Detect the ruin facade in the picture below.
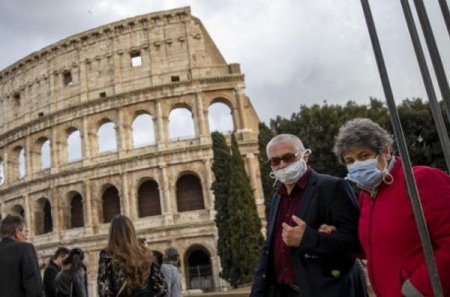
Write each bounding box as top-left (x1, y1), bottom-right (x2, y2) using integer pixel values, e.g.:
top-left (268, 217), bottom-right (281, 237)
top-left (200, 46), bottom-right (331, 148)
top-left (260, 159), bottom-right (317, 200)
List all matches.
top-left (0, 7), bottom-right (264, 295)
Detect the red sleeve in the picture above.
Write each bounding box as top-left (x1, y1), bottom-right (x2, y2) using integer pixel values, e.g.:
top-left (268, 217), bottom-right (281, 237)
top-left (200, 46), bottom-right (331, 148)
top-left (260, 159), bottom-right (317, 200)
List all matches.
top-left (409, 167), bottom-right (450, 296)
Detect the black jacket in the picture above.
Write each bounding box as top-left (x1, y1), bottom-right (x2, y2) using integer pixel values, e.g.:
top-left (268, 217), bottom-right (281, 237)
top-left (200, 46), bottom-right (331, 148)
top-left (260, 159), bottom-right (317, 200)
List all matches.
top-left (250, 170), bottom-right (367, 297)
top-left (0, 237), bottom-right (43, 297)
top-left (44, 261), bottom-right (61, 297)
top-left (54, 269), bottom-right (87, 297)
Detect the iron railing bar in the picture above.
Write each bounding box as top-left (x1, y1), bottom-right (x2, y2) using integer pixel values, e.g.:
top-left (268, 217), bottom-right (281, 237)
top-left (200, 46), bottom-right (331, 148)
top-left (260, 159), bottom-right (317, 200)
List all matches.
top-left (359, 0), bottom-right (444, 296)
top-left (412, 0), bottom-right (450, 124)
top-left (400, 0), bottom-right (450, 171)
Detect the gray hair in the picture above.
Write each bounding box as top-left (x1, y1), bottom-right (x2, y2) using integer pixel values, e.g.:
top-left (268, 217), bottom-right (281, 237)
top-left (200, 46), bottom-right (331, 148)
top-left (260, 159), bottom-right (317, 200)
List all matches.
top-left (266, 134), bottom-right (305, 158)
top-left (333, 118), bottom-right (393, 164)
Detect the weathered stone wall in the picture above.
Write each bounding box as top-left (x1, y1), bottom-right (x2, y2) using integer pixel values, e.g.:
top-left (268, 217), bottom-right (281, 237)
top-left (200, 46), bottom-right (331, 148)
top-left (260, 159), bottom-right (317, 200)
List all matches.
top-left (0, 7), bottom-right (264, 295)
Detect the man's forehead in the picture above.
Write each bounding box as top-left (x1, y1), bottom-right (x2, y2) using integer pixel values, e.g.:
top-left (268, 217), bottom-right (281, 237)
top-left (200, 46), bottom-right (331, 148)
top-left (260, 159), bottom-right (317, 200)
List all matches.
top-left (269, 141), bottom-right (297, 152)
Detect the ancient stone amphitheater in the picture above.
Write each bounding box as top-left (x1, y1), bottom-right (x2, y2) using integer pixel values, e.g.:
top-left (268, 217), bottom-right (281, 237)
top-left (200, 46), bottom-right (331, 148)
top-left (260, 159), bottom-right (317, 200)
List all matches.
top-left (0, 7), bottom-right (263, 295)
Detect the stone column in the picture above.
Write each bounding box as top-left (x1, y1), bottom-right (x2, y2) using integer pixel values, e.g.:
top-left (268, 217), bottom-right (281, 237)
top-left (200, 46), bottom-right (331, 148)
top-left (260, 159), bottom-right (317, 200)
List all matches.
top-left (117, 108), bottom-right (130, 156)
top-left (113, 51), bottom-right (124, 94)
top-left (235, 87), bottom-right (248, 130)
top-left (121, 173), bottom-right (131, 217)
top-left (78, 54), bottom-right (89, 102)
top-left (25, 137), bottom-right (32, 181)
top-left (202, 159), bottom-right (215, 220)
top-left (24, 194), bottom-right (33, 236)
top-left (160, 164), bottom-right (174, 225)
top-left (84, 180), bottom-right (94, 231)
top-left (82, 117), bottom-right (92, 167)
top-left (156, 101), bottom-right (167, 149)
top-left (50, 187), bottom-right (62, 239)
top-left (51, 127), bottom-right (61, 174)
top-left (194, 93), bottom-right (208, 143)
top-left (0, 202), bottom-right (5, 221)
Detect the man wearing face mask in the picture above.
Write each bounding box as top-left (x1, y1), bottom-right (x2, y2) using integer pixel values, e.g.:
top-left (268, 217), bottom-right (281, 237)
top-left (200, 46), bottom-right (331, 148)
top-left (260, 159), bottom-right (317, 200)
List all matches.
top-left (333, 118), bottom-right (450, 297)
top-left (250, 134), bottom-right (367, 297)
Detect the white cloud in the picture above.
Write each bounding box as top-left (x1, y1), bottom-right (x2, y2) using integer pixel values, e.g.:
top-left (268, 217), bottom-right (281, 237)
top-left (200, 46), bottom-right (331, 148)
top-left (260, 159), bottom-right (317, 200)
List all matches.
top-left (0, 0), bottom-right (448, 124)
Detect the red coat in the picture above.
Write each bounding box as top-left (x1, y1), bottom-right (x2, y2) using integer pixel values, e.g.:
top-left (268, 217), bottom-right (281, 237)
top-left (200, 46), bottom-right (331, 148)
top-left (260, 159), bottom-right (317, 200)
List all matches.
top-left (358, 157), bottom-right (450, 297)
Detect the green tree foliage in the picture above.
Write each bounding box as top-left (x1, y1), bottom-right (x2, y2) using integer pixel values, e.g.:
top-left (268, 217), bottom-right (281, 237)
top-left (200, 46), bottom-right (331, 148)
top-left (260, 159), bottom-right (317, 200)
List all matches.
top-left (227, 134), bottom-right (264, 287)
top-left (257, 122), bottom-right (276, 219)
top-left (210, 132), bottom-right (232, 282)
top-left (258, 98), bottom-right (449, 217)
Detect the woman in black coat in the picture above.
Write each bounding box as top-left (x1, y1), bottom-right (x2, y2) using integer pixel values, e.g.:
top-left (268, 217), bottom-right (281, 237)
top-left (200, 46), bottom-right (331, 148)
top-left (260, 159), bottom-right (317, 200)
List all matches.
top-left (55, 248), bottom-right (88, 297)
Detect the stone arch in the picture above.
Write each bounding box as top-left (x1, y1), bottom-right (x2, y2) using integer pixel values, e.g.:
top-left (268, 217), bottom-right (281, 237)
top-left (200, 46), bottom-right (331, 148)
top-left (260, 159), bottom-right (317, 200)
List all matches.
top-left (10, 204), bottom-right (25, 218)
top-left (97, 120), bottom-right (118, 153)
top-left (69, 191), bottom-right (84, 228)
top-left (132, 112), bottom-right (156, 148)
top-left (66, 127), bottom-right (82, 162)
top-left (169, 105), bottom-right (196, 141)
top-left (137, 178), bottom-right (161, 217)
top-left (184, 244), bottom-right (214, 291)
top-left (208, 99), bottom-right (234, 133)
top-left (101, 184), bottom-right (121, 223)
top-left (35, 197), bottom-right (53, 235)
top-left (176, 173), bottom-right (205, 212)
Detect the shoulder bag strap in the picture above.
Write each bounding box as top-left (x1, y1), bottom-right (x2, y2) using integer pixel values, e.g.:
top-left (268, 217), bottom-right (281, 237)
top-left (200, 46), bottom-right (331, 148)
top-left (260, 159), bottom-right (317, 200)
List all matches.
top-left (116, 280), bottom-right (128, 297)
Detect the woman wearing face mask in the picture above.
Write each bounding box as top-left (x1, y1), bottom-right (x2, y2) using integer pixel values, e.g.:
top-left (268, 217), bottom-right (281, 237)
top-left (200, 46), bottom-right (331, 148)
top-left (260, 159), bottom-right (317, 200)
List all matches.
top-left (333, 118), bottom-right (450, 297)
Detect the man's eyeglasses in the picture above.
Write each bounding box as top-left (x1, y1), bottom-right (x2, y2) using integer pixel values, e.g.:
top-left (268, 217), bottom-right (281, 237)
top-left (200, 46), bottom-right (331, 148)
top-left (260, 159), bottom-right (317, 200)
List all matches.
top-left (267, 152), bottom-right (300, 166)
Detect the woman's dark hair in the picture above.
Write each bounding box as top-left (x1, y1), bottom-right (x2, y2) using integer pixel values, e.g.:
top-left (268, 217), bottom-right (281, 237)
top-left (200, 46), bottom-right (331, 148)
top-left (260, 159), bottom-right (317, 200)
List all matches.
top-left (63, 248), bottom-right (86, 281)
top-left (49, 246), bottom-right (69, 264)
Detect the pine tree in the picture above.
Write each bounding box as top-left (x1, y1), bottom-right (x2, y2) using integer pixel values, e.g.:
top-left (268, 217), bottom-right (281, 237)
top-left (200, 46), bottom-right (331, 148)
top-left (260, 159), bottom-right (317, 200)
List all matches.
top-left (210, 131), bottom-right (233, 282)
top-left (257, 122), bottom-right (276, 220)
top-left (227, 134), bottom-right (264, 287)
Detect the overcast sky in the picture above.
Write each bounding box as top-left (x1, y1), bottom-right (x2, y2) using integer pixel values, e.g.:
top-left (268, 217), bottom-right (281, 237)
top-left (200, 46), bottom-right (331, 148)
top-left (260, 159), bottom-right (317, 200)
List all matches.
top-left (0, 0), bottom-right (449, 124)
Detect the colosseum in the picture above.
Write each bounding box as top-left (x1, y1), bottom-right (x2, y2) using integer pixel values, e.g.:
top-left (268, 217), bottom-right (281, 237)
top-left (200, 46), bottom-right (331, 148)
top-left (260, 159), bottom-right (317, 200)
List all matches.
top-left (0, 7), bottom-right (264, 295)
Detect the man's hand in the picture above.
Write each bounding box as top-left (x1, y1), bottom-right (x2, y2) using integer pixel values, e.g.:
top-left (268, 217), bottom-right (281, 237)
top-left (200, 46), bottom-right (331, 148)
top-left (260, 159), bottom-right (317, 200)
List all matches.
top-left (318, 224), bottom-right (336, 234)
top-left (282, 215), bottom-right (306, 246)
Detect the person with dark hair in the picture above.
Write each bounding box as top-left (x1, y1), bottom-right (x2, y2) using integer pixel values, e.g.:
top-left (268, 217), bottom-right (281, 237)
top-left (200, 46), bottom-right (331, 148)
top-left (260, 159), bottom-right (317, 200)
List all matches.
top-left (332, 118), bottom-right (450, 297)
top-left (250, 134), bottom-right (367, 297)
top-left (44, 247), bottom-right (70, 297)
top-left (160, 248), bottom-right (182, 297)
top-left (54, 248), bottom-right (88, 297)
top-left (0, 214), bottom-right (43, 297)
top-left (97, 215), bottom-right (167, 297)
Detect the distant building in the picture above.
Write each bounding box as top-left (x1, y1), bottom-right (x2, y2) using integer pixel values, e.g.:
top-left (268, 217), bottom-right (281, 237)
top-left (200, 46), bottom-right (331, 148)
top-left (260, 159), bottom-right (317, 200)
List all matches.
top-left (0, 6), bottom-right (263, 295)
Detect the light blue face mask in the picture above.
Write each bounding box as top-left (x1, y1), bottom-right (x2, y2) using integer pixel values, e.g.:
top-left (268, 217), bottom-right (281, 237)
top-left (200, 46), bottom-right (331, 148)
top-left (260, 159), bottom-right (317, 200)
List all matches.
top-left (346, 158), bottom-right (393, 191)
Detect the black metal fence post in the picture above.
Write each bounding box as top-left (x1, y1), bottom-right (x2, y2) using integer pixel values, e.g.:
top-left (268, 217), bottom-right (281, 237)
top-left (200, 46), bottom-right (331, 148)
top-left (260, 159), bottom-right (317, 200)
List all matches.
top-left (359, 0), bottom-right (444, 296)
top-left (400, 0), bottom-right (450, 171)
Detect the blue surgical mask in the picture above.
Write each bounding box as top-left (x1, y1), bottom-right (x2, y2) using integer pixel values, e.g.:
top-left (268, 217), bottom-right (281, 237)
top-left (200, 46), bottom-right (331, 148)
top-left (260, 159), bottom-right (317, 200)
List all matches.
top-left (346, 158), bottom-right (392, 191)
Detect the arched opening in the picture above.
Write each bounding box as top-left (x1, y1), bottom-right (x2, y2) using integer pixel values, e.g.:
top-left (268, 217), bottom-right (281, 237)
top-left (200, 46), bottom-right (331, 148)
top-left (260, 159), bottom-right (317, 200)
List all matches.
top-left (67, 130), bottom-right (82, 162)
top-left (169, 107), bottom-right (195, 141)
top-left (208, 102), bottom-right (234, 133)
top-left (35, 198), bottom-right (53, 235)
top-left (138, 179), bottom-right (161, 217)
top-left (185, 246), bottom-right (214, 291)
top-left (132, 114), bottom-right (155, 148)
top-left (176, 174), bottom-right (204, 212)
top-left (41, 139), bottom-right (51, 170)
top-left (98, 121), bottom-right (117, 153)
top-left (18, 147), bottom-right (26, 179)
top-left (102, 185), bottom-right (120, 223)
top-left (70, 193), bottom-right (84, 228)
top-left (0, 158), bottom-right (4, 185)
top-left (11, 204), bottom-right (25, 218)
